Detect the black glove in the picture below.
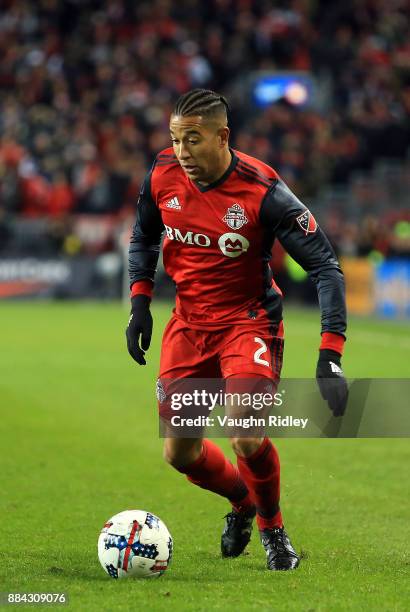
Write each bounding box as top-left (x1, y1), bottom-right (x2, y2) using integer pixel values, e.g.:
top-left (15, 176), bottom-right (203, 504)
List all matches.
top-left (126, 295), bottom-right (153, 365)
top-left (316, 349), bottom-right (348, 417)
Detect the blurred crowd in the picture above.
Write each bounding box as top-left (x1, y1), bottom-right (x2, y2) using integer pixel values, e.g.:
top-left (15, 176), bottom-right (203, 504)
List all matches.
top-left (0, 0), bottom-right (409, 257)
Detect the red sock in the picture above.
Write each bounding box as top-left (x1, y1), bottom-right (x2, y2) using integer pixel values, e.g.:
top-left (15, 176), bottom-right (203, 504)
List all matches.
top-left (177, 439), bottom-right (254, 512)
top-left (236, 438), bottom-right (283, 530)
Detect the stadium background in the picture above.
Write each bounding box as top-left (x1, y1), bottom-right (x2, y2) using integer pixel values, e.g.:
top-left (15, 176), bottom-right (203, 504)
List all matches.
top-left (1, 1), bottom-right (409, 610)
top-left (0, 0), bottom-right (409, 313)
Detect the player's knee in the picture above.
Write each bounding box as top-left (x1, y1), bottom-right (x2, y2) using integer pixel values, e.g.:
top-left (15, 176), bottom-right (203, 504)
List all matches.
top-left (163, 439), bottom-right (202, 469)
top-left (163, 443), bottom-right (183, 468)
top-left (230, 437), bottom-right (264, 458)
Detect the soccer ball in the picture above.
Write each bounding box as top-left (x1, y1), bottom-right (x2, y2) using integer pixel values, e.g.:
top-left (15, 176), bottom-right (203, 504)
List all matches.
top-left (98, 510), bottom-right (173, 579)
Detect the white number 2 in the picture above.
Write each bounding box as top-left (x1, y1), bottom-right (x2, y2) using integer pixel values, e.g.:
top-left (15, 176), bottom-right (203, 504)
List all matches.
top-left (253, 337), bottom-right (270, 367)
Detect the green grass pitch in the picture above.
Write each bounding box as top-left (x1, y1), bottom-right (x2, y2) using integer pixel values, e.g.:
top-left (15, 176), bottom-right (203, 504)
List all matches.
top-left (0, 301), bottom-right (409, 611)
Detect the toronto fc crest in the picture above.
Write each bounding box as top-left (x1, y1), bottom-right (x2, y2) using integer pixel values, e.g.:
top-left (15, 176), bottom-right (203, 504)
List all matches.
top-left (223, 203), bottom-right (248, 230)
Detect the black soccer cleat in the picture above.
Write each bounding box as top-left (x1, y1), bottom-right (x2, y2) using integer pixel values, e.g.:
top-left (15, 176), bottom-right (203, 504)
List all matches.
top-left (260, 527), bottom-right (300, 570)
top-left (221, 507), bottom-right (256, 558)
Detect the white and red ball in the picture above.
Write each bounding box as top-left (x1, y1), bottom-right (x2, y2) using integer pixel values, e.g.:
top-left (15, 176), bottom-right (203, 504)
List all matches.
top-left (98, 510), bottom-right (173, 579)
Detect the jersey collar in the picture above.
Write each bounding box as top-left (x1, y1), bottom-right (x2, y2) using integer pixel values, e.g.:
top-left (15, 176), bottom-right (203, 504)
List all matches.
top-left (193, 149), bottom-right (238, 193)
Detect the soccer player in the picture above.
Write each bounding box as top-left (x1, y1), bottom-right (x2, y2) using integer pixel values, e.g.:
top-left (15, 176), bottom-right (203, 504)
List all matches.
top-left (126, 89), bottom-right (348, 571)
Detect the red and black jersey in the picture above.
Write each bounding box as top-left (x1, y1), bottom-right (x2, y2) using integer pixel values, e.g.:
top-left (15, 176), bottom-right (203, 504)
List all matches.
top-left (129, 147), bottom-right (346, 335)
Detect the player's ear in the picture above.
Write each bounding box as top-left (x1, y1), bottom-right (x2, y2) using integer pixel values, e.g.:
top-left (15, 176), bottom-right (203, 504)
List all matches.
top-left (218, 126), bottom-right (230, 147)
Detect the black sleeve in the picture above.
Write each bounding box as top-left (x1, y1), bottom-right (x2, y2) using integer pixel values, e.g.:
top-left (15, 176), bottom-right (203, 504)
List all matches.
top-left (128, 169), bottom-right (164, 288)
top-left (260, 179), bottom-right (347, 337)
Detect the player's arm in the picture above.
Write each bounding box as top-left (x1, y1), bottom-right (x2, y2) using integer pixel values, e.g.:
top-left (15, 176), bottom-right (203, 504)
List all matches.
top-left (260, 179), bottom-right (348, 416)
top-left (126, 170), bottom-right (164, 365)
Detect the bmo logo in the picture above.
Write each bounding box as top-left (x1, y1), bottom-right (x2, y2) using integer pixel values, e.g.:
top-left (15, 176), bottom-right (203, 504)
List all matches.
top-left (164, 225), bottom-right (249, 258)
top-left (164, 225), bottom-right (211, 247)
top-left (218, 232), bottom-right (249, 258)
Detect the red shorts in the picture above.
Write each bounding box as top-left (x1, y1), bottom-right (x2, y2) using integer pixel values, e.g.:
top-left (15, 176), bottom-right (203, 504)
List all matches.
top-left (159, 316), bottom-right (284, 380)
top-left (157, 317), bottom-right (284, 422)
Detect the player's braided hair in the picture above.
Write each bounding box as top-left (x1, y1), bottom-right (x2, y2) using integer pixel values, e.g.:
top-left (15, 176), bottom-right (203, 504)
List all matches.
top-left (173, 89), bottom-right (229, 120)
